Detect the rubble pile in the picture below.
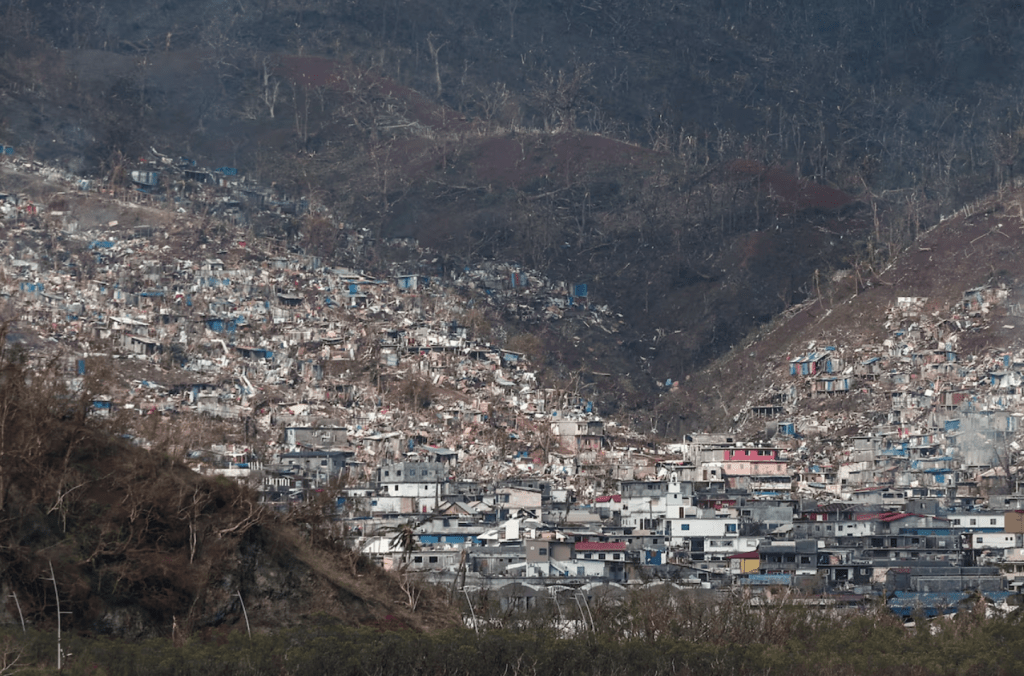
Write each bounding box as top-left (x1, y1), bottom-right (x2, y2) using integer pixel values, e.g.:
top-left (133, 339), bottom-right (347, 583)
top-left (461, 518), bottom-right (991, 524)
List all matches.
top-left (0, 152), bottom-right (613, 517)
top-left (7, 151), bottom-right (1024, 617)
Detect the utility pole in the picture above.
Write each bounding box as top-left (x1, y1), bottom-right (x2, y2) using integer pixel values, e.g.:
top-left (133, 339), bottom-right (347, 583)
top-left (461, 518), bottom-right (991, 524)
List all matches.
top-left (8, 591), bottom-right (24, 633)
top-left (461, 585), bottom-right (479, 634)
top-left (44, 560), bottom-right (71, 671)
top-left (237, 591), bottom-right (252, 640)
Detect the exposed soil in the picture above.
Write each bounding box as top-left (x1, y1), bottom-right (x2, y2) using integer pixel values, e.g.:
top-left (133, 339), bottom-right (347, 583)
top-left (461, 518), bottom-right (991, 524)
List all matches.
top-left (666, 188), bottom-right (1024, 433)
top-left (4, 0), bottom-right (1017, 431)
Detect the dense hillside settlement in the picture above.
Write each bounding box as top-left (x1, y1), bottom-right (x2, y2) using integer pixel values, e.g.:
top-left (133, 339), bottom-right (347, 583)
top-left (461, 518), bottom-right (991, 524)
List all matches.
top-left (7, 151), bottom-right (1024, 622)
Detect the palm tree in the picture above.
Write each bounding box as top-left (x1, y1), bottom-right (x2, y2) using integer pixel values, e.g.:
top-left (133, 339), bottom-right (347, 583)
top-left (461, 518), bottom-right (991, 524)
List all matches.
top-left (382, 520), bottom-right (422, 609)
top-left (386, 520), bottom-right (419, 567)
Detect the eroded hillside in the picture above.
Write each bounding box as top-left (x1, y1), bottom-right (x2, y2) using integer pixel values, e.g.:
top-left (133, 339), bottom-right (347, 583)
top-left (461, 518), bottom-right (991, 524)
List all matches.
top-left (0, 340), bottom-right (454, 637)
top-left (4, 1), bottom-right (1024, 419)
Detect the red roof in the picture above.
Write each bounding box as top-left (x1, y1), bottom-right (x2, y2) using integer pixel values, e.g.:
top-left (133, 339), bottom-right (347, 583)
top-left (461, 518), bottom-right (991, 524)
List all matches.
top-left (854, 512), bottom-right (934, 523)
top-left (727, 551), bottom-right (760, 560)
top-left (575, 541), bottom-right (627, 552)
top-left (595, 494), bottom-right (622, 503)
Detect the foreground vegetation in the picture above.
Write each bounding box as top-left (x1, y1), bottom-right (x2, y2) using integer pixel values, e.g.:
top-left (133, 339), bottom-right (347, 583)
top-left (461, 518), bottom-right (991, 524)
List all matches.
top-left (3, 595), bottom-right (1024, 676)
top-left (0, 328), bottom-right (453, 638)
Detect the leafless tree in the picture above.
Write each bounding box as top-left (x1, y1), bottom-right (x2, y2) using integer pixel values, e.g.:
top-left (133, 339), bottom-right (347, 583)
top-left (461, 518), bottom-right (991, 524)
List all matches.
top-left (426, 33), bottom-right (447, 100)
top-left (501, 0), bottom-right (520, 43)
top-left (291, 80), bottom-right (311, 148)
top-left (259, 55), bottom-right (281, 119)
top-left (534, 60), bottom-right (593, 132)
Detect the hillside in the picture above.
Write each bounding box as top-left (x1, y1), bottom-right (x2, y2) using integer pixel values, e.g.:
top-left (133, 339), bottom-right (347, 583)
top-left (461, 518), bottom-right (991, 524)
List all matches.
top-left (4, 1), bottom-right (1024, 422)
top-left (5, 4), bottom-right (1024, 644)
top-left (666, 185), bottom-right (1024, 436)
top-left (0, 340), bottom-right (454, 637)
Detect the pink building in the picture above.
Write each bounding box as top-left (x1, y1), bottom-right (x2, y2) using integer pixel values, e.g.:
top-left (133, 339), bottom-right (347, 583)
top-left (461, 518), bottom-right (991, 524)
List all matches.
top-left (721, 448), bottom-right (789, 493)
top-left (723, 448), bottom-right (781, 462)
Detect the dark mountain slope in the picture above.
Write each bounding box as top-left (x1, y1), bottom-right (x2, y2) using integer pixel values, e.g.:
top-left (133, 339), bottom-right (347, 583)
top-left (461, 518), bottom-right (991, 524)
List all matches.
top-left (0, 341), bottom-right (453, 637)
top-left (3, 0), bottom-right (1024, 421)
top-left (663, 185), bottom-right (1024, 435)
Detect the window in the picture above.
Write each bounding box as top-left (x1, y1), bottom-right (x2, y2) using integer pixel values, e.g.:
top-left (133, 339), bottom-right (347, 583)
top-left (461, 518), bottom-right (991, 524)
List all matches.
top-left (599, 553), bottom-right (606, 560)
top-left (584, 553), bottom-right (592, 559)
top-left (413, 556), bottom-right (423, 563)
top-left (428, 556), bottom-right (438, 563)
top-left (726, 524), bottom-right (737, 533)
top-left (384, 470), bottom-right (390, 477)
top-left (991, 519), bottom-right (998, 525)
top-left (680, 524), bottom-right (690, 531)
top-left (394, 485), bottom-right (399, 491)
top-left (539, 548), bottom-right (548, 555)
top-left (970, 518), bottom-right (977, 526)
top-left (977, 537), bottom-right (983, 544)
top-left (799, 556), bottom-right (811, 564)
top-left (396, 470), bottom-right (402, 476)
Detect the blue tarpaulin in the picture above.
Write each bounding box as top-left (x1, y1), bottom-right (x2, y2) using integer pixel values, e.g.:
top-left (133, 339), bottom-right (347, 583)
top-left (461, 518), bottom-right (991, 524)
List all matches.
top-left (742, 574), bottom-right (791, 586)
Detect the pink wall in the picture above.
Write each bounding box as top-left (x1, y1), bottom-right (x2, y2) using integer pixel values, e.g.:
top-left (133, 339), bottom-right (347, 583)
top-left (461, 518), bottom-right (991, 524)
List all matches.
top-left (724, 448), bottom-right (779, 462)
